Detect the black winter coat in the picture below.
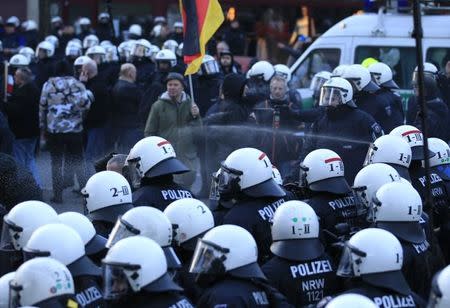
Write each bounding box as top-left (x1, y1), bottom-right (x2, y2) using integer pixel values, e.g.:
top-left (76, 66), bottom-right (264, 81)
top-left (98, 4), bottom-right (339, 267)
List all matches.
top-left (110, 79), bottom-right (142, 129)
top-left (85, 75), bottom-right (109, 129)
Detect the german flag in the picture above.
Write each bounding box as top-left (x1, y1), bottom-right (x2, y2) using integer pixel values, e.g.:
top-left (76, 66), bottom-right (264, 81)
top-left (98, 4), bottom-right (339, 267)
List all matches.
top-left (179, 0), bottom-right (224, 75)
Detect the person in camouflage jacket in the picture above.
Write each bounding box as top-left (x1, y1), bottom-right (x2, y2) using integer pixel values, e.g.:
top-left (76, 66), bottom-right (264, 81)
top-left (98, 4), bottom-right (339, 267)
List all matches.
top-left (39, 61), bottom-right (91, 203)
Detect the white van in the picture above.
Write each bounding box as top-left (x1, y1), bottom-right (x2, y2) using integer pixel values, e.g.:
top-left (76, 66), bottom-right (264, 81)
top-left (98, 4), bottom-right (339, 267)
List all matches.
top-left (289, 9), bottom-right (450, 108)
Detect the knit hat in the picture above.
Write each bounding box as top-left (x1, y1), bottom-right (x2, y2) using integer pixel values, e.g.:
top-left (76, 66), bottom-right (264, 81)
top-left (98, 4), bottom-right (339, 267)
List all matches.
top-left (165, 72), bottom-right (186, 88)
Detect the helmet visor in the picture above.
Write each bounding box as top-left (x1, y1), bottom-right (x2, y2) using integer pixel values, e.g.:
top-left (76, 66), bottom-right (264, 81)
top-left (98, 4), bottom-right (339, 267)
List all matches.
top-left (310, 76), bottom-right (327, 92)
top-left (124, 158), bottom-right (143, 190)
top-left (1, 219), bottom-right (23, 251)
top-left (337, 243), bottom-right (366, 277)
top-left (84, 39), bottom-right (97, 49)
top-left (131, 44), bottom-right (148, 58)
top-left (299, 164), bottom-right (309, 188)
top-left (209, 171), bottom-right (221, 202)
top-left (412, 70), bottom-right (436, 84)
top-left (217, 163), bottom-right (242, 196)
top-left (105, 216), bottom-right (140, 249)
top-left (202, 60), bottom-right (220, 75)
top-left (319, 87), bottom-right (344, 107)
top-left (102, 262), bottom-right (133, 300)
top-left (370, 72), bottom-right (382, 86)
top-left (22, 247), bottom-right (51, 262)
top-left (352, 185), bottom-right (371, 221)
top-left (9, 282), bottom-right (22, 308)
top-left (363, 143), bottom-right (377, 166)
top-left (189, 239), bottom-right (229, 274)
top-left (66, 47), bottom-right (81, 57)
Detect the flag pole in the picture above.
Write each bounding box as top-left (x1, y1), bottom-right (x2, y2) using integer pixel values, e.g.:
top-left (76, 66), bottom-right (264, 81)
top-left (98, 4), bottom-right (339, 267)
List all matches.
top-left (188, 73), bottom-right (195, 104)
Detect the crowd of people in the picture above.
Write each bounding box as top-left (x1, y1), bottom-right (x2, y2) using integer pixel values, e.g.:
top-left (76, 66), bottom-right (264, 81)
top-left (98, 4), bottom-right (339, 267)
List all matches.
top-left (0, 12), bottom-right (449, 308)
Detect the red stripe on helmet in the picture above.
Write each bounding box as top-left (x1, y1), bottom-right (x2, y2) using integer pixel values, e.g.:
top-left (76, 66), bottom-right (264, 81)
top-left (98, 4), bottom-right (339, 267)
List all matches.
top-left (157, 140), bottom-right (171, 147)
top-left (258, 153), bottom-right (267, 160)
top-left (325, 157), bottom-right (342, 163)
top-left (401, 130), bottom-right (421, 136)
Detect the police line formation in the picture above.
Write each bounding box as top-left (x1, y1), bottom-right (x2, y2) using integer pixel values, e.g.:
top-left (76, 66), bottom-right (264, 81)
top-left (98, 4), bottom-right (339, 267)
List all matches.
top-left (1, 13), bottom-right (450, 308)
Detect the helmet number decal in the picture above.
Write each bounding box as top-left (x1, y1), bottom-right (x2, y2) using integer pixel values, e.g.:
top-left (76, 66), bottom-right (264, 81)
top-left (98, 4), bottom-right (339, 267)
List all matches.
top-left (325, 157), bottom-right (343, 173)
top-left (197, 205), bottom-right (206, 214)
top-left (110, 186), bottom-right (130, 197)
top-left (158, 140), bottom-right (174, 155)
top-left (396, 253), bottom-right (400, 263)
top-left (258, 152), bottom-right (270, 168)
top-left (402, 130), bottom-right (422, 143)
top-left (398, 153), bottom-right (411, 165)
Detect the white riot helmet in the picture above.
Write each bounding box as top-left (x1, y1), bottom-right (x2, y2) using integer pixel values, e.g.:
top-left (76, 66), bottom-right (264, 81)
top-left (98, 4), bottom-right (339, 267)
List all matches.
top-left (368, 62), bottom-right (399, 89)
top-left (164, 199), bottom-right (214, 249)
top-left (190, 225), bottom-right (265, 279)
top-left (35, 41), bottom-right (55, 58)
top-left (106, 206), bottom-right (181, 269)
top-left (104, 45), bottom-right (119, 63)
top-left (73, 55), bottom-right (92, 77)
top-left (150, 45), bottom-right (161, 61)
top-left (162, 39), bottom-right (179, 54)
top-left (126, 137), bottom-right (189, 183)
top-left (1, 201), bottom-right (58, 251)
top-left (0, 272), bottom-right (15, 308)
top-left (25, 20), bottom-right (38, 31)
top-left (83, 34), bottom-right (99, 49)
top-left (155, 49), bottom-right (177, 69)
top-left (154, 16), bottom-right (167, 25)
top-left (86, 45), bottom-right (106, 64)
top-left (271, 201), bottom-right (323, 261)
top-left (325, 294), bottom-right (377, 308)
top-left (199, 55), bottom-right (220, 75)
top-left (152, 24), bottom-right (163, 37)
top-left (102, 236), bottom-right (181, 300)
top-left (51, 16), bottom-right (63, 25)
top-left (129, 24), bottom-right (143, 38)
top-left (331, 64), bottom-right (348, 77)
top-left (65, 41), bottom-right (82, 58)
top-left (44, 35), bottom-right (59, 48)
top-left (274, 64), bottom-right (292, 82)
top-left (6, 16), bottom-right (20, 28)
top-left (58, 212), bottom-right (107, 256)
top-left (23, 224), bottom-right (100, 278)
top-left (337, 228), bottom-right (409, 294)
top-left (98, 12), bottom-right (110, 23)
top-left (428, 138), bottom-right (450, 181)
top-left (81, 171), bottom-right (133, 223)
top-left (390, 125), bottom-right (435, 161)
top-left (9, 258), bottom-right (74, 307)
top-left (248, 61), bottom-right (275, 82)
top-left (364, 135), bottom-right (412, 180)
top-left (372, 182), bottom-right (425, 243)
top-left (219, 148), bottom-right (285, 198)
top-left (353, 163), bottom-right (401, 220)
top-left (300, 149), bottom-right (351, 194)
top-left (176, 43), bottom-right (183, 58)
top-left (272, 166), bottom-right (283, 185)
top-left (413, 62), bottom-right (438, 83)
top-left (79, 17), bottom-right (91, 27)
top-left (130, 39), bottom-right (152, 59)
top-left (173, 21), bottom-right (183, 30)
top-left (310, 70), bottom-right (332, 92)
top-left (118, 40), bottom-right (133, 62)
top-left (100, 40), bottom-right (113, 48)
top-left (319, 77), bottom-right (356, 108)
top-left (342, 64), bottom-right (380, 93)
top-left (19, 47), bottom-right (35, 63)
top-left (9, 54), bottom-right (30, 67)
top-left (429, 265), bottom-right (450, 308)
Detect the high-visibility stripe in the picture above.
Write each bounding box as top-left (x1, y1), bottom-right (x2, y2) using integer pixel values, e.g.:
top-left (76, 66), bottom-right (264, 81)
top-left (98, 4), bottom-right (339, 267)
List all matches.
top-left (324, 157), bottom-right (342, 163)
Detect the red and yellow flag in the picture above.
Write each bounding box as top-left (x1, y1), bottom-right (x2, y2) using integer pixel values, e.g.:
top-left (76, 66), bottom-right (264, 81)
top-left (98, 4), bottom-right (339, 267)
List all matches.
top-left (179, 0), bottom-right (224, 75)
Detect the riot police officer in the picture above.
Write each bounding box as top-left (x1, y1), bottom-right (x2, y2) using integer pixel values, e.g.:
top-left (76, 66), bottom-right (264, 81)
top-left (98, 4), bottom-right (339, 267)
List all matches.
top-left (372, 181), bottom-right (439, 298)
top-left (337, 228), bottom-right (426, 307)
top-left (9, 257), bottom-right (77, 307)
top-left (301, 77), bottom-right (383, 183)
top-left (105, 206), bottom-right (182, 271)
top-left (218, 147), bottom-right (287, 262)
top-left (427, 138), bottom-right (450, 263)
top-left (368, 62), bottom-right (404, 132)
top-left (262, 200), bottom-right (340, 306)
top-left (164, 198), bottom-right (215, 302)
top-left (102, 236), bottom-right (193, 307)
top-left (189, 224), bottom-right (290, 307)
top-left (428, 265), bottom-right (450, 308)
top-left (0, 200), bottom-right (58, 276)
top-left (34, 41), bottom-right (56, 89)
top-left (195, 55), bottom-right (223, 117)
top-left (81, 171), bottom-right (134, 237)
top-left (300, 149), bottom-right (366, 239)
top-left (129, 39), bottom-right (155, 89)
top-left (58, 212), bottom-right (107, 267)
top-left (128, 136), bottom-right (194, 210)
top-left (23, 223), bottom-right (105, 307)
top-left (246, 61), bottom-right (275, 104)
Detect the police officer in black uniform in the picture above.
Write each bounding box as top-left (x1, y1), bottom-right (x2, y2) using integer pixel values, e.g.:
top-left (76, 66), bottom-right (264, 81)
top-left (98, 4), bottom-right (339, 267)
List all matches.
top-left (190, 224), bottom-right (291, 307)
top-left (81, 171), bottom-right (134, 238)
top-left (164, 198), bottom-right (215, 302)
top-left (194, 55), bottom-right (223, 117)
top-left (103, 236), bottom-right (194, 308)
top-left (337, 228), bottom-right (426, 308)
top-left (127, 136), bottom-right (194, 211)
top-left (262, 200), bottom-right (340, 306)
top-left (299, 149), bottom-right (366, 242)
top-left (34, 41), bottom-right (56, 90)
top-left (246, 61), bottom-right (274, 104)
top-left (372, 181), bottom-right (442, 298)
top-left (219, 147), bottom-right (287, 263)
top-left (129, 39), bottom-right (155, 89)
top-left (301, 77), bottom-right (383, 183)
top-left (368, 62), bottom-right (404, 133)
top-left (23, 223), bottom-right (105, 308)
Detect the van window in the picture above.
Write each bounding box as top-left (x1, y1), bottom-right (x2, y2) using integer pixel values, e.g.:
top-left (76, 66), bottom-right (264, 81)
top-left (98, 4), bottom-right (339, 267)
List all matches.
top-left (426, 48), bottom-right (450, 71)
top-left (355, 46), bottom-right (416, 89)
top-left (291, 49), bottom-right (340, 89)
